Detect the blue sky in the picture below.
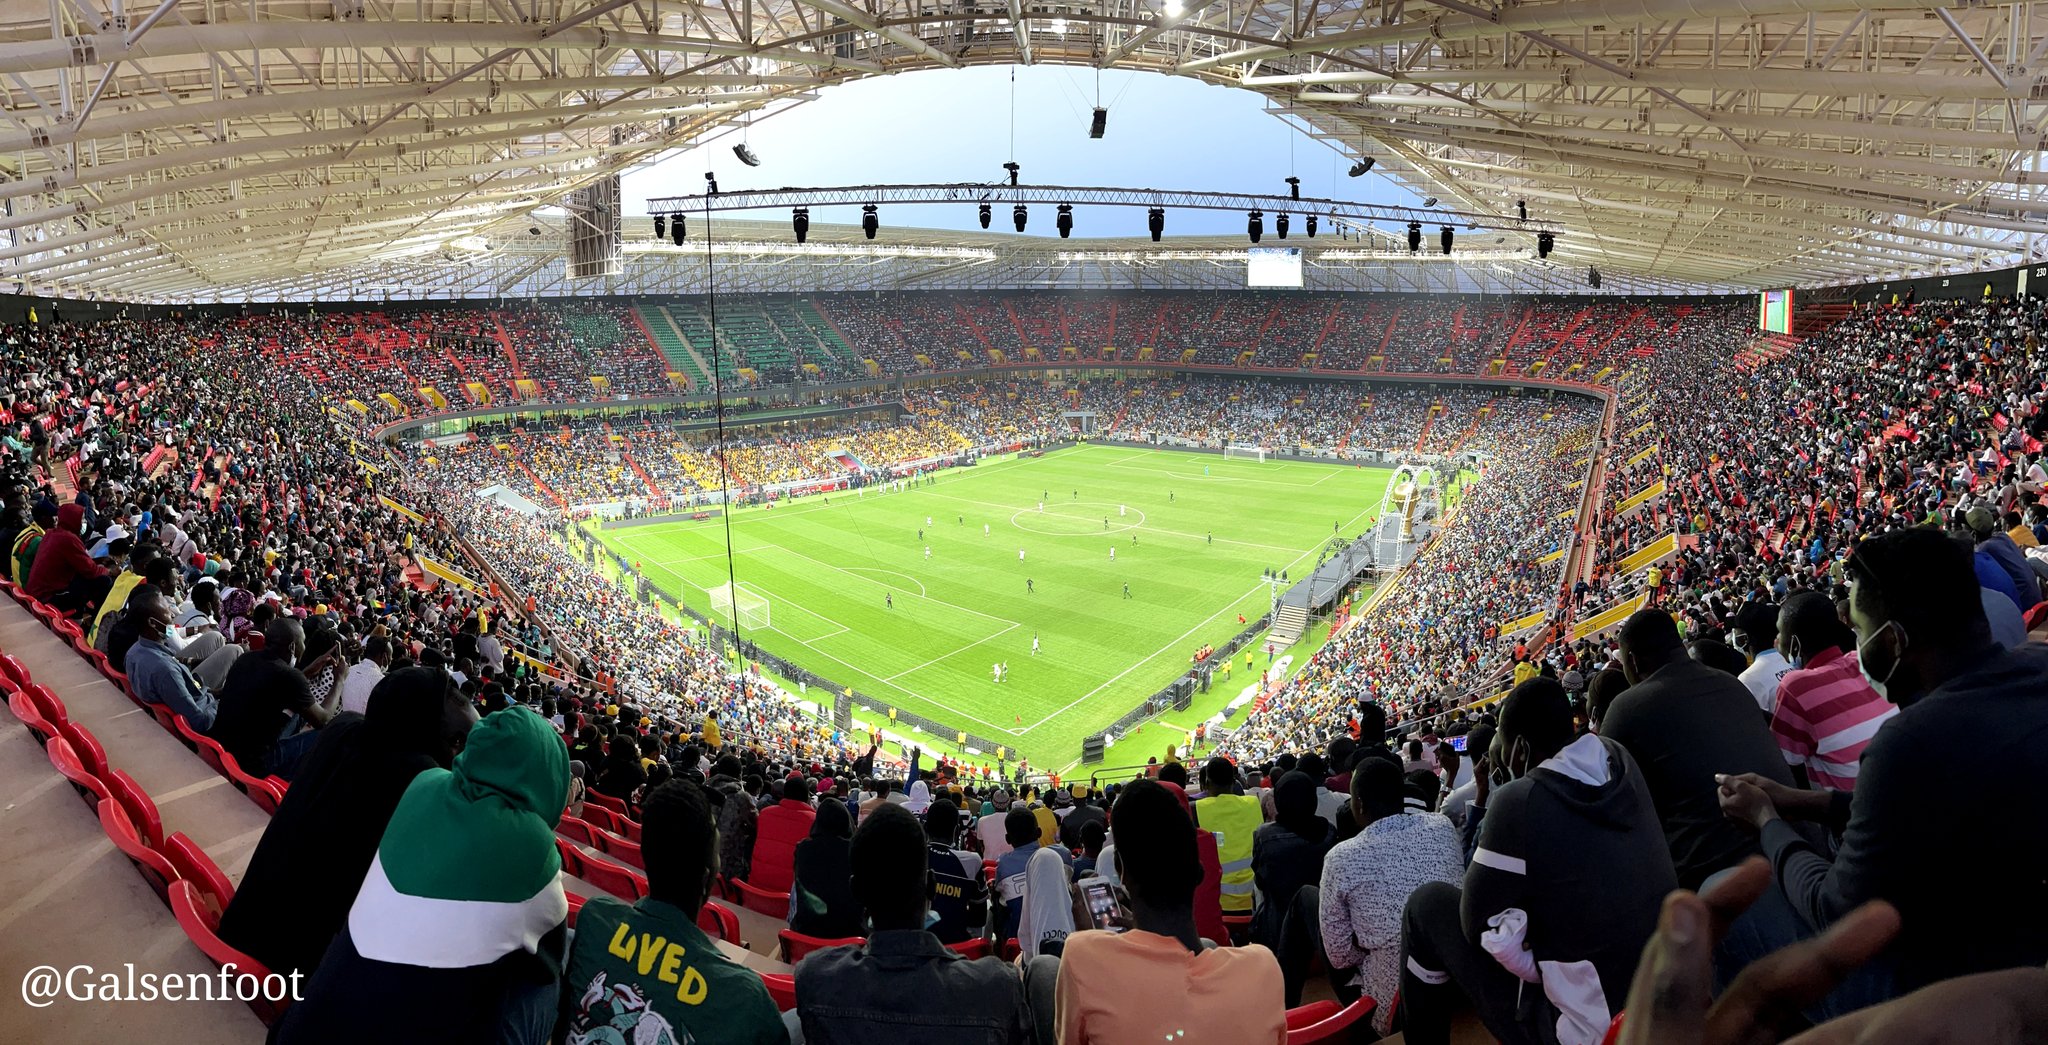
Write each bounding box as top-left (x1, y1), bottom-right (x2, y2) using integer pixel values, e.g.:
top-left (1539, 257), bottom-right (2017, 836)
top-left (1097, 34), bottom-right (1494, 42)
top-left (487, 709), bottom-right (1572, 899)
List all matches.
top-left (621, 65), bottom-right (1415, 238)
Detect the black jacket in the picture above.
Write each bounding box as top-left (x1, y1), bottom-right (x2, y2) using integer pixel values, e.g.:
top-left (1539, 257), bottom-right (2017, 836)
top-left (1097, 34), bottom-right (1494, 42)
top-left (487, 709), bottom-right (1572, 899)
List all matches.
top-left (1465, 734), bottom-right (1675, 1045)
top-left (796, 930), bottom-right (1030, 1045)
top-left (1762, 643), bottom-right (2048, 993)
top-left (1600, 657), bottom-right (1799, 888)
top-left (1249, 819), bottom-right (1335, 948)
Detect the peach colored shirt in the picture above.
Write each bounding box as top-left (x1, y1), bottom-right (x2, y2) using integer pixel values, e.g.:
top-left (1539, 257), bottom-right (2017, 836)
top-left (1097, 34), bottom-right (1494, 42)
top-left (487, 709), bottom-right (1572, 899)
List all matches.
top-left (1054, 929), bottom-right (1288, 1045)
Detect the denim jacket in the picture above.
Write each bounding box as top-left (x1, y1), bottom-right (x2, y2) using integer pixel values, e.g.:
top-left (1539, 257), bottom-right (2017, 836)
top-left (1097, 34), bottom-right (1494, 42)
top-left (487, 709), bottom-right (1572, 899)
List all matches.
top-left (794, 930), bottom-right (1032, 1045)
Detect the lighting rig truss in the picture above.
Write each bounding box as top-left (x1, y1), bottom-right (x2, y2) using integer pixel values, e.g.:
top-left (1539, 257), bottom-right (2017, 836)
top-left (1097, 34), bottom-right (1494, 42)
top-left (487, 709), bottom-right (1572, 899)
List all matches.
top-left (644, 183), bottom-right (1554, 245)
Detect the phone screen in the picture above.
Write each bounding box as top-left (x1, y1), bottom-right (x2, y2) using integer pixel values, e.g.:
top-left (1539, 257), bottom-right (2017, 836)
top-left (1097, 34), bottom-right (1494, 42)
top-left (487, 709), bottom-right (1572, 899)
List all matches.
top-left (1451, 735), bottom-right (1468, 753)
top-left (1082, 880), bottom-right (1125, 932)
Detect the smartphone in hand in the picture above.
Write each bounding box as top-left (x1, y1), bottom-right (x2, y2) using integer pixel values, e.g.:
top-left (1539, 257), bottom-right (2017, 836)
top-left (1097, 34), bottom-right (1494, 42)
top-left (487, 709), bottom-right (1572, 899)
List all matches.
top-left (1081, 878), bottom-right (1128, 933)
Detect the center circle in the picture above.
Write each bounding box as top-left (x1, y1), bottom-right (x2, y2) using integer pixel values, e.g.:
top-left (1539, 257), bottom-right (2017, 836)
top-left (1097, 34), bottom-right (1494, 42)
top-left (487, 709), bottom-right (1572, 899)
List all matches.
top-left (1009, 500), bottom-right (1146, 536)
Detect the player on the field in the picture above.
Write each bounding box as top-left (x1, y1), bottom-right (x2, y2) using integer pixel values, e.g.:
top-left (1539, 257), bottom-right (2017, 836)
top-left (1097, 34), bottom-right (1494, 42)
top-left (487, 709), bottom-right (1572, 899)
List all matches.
top-left (983, 523), bottom-right (990, 536)
top-left (1108, 546), bottom-right (1115, 562)
top-left (886, 592), bottom-right (893, 609)
top-left (1026, 578), bottom-right (1034, 594)
top-left (1119, 505), bottom-right (1126, 517)
top-left (1031, 634), bottom-right (1040, 656)
top-left (1018, 548), bottom-right (1026, 561)
top-left (1122, 583), bottom-right (1131, 600)
top-left (924, 546), bottom-right (931, 560)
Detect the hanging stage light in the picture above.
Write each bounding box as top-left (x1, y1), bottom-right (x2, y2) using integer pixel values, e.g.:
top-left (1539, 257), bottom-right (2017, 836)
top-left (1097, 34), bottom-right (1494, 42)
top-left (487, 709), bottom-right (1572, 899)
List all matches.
top-left (704, 172), bottom-right (720, 196)
top-left (1013, 204), bottom-right (1029, 233)
top-left (1285, 176), bottom-right (1301, 200)
top-left (861, 204), bottom-right (878, 240)
top-left (670, 214), bottom-right (686, 245)
top-left (1406, 221), bottom-right (1421, 252)
top-left (1537, 231), bottom-right (1554, 259)
top-left (733, 143), bottom-right (761, 167)
top-left (1247, 210), bottom-right (1264, 243)
top-left (1275, 213), bottom-right (1290, 239)
top-left (1517, 199), bottom-right (1528, 221)
top-left (792, 207), bottom-right (809, 244)
top-left (1439, 225), bottom-right (1454, 255)
top-left (1090, 108), bottom-right (1108, 139)
top-left (1056, 204), bottom-right (1074, 239)
top-left (978, 203), bottom-right (992, 229)
top-left (1348, 157), bottom-right (1375, 177)
top-left (1305, 215), bottom-right (1318, 238)
top-left (1423, 196), bottom-right (1439, 207)
top-left (1147, 207), bottom-right (1165, 242)
top-left (1588, 267), bottom-right (1602, 289)
top-left (652, 215), bottom-right (665, 238)
top-left (1002, 162), bottom-right (1021, 187)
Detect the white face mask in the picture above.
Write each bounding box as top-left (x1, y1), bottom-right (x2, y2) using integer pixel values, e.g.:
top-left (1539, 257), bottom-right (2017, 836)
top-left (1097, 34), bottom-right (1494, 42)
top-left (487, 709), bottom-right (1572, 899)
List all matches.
top-left (1856, 621), bottom-right (1904, 703)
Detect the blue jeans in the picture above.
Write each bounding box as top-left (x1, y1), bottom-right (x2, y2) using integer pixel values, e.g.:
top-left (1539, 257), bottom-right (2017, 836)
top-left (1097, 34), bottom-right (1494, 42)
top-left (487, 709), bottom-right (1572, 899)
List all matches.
top-left (266, 716), bottom-right (322, 780)
top-left (1710, 870), bottom-right (1896, 1022)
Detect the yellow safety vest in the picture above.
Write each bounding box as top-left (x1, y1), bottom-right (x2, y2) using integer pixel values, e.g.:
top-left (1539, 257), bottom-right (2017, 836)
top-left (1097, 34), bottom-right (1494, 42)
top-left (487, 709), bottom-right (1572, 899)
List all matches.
top-left (1194, 793), bottom-right (1264, 913)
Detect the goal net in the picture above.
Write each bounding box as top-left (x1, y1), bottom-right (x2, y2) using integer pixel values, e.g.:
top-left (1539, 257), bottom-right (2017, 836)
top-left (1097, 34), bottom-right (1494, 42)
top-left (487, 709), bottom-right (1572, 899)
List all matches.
top-left (707, 582), bottom-right (771, 630)
top-left (1223, 444), bottom-right (1267, 463)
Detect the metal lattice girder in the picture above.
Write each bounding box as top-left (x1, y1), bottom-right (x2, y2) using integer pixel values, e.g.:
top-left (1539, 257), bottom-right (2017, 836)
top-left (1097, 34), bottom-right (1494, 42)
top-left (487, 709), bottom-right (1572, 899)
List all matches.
top-left (0, 0), bottom-right (2039, 299)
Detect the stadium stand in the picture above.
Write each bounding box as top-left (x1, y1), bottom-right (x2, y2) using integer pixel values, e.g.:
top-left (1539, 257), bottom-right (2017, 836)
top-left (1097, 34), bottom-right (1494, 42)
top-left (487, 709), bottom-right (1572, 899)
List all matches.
top-left (5, 288), bottom-right (2048, 1044)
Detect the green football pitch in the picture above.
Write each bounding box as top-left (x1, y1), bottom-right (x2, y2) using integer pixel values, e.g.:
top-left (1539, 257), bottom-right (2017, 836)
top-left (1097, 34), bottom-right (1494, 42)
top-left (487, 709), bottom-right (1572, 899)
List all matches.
top-left (594, 444), bottom-right (1394, 769)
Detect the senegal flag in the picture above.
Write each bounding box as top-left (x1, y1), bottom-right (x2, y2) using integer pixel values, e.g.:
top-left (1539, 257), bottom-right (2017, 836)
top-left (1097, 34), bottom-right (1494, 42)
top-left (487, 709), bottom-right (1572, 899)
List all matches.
top-left (349, 707), bottom-right (570, 967)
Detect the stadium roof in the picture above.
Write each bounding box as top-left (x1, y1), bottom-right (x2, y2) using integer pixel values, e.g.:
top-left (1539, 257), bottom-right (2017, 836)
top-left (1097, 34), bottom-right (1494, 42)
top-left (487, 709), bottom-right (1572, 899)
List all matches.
top-left (0, 0), bottom-right (2041, 300)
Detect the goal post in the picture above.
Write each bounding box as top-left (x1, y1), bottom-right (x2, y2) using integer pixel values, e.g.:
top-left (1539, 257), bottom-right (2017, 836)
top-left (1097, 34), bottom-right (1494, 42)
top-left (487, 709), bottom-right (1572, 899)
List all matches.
top-left (707, 582), bottom-right (771, 631)
top-left (1223, 444), bottom-right (1267, 463)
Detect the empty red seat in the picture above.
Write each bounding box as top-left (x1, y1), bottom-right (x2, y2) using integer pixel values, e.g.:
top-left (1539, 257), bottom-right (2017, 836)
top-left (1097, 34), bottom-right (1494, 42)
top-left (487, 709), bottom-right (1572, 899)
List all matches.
top-left (1284, 996), bottom-right (1375, 1044)
top-left (944, 937), bottom-right (990, 959)
top-left (165, 834), bottom-right (236, 913)
top-left (101, 798), bottom-right (174, 902)
top-left (758, 971), bottom-right (797, 1012)
top-left (8, 688), bottom-right (58, 746)
top-left (49, 736), bottom-right (112, 806)
top-left (585, 789), bottom-right (630, 817)
top-left (577, 851), bottom-right (649, 901)
top-left (697, 900), bottom-right (742, 944)
top-left (778, 929), bottom-right (862, 965)
top-left (106, 769), bottom-right (164, 850)
top-left (556, 815), bottom-right (601, 849)
top-left (595, 830), bottom-right (644, 870)
top-left (58, 720), bottom-right (108, 781)
top-left (169, 880), bottom-right (291, 1025)
top-left (731, 876), bottom-right (790, 918)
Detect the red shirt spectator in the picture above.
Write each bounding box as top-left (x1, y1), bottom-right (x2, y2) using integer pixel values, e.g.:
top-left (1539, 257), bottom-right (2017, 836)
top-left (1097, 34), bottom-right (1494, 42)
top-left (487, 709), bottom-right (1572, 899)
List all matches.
top-left (749, 775), bottom-right (818, 894)
top-left (26, 503), bottom-right (106, 601)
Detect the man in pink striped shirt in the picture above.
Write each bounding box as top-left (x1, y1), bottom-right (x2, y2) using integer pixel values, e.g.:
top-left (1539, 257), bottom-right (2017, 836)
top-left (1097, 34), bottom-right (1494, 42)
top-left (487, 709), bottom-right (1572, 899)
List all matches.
top-left (1771, 592), bottom-right (1898, 791)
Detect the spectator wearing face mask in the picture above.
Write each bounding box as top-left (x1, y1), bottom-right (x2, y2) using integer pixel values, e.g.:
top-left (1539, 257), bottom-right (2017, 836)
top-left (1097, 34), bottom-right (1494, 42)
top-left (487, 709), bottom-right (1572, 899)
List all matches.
top-left (1715, 528), bottom-right (2048, 1016)
top-left (1767, 591), bottom-right (1896, 792)
top-left (124, 587), bottom-right (215, 732)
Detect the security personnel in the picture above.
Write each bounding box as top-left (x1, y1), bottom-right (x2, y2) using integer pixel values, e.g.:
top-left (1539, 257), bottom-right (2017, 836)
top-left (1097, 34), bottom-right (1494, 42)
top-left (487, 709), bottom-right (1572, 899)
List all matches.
top-left (1192, 756), bottom-right (1263, 915)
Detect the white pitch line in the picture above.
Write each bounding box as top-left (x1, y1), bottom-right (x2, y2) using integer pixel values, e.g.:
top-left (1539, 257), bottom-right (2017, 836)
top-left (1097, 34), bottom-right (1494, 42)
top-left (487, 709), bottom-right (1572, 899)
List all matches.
top-left (1019, 495), bottom-right (1383, 732)
top-left (880, 622), bottom-right (1020, 682)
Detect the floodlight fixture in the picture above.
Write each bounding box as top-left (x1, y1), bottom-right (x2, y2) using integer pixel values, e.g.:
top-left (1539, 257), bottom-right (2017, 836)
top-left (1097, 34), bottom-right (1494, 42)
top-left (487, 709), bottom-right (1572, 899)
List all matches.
top-left (861, 204), bottom-right (878, 240)
top-left (1247, 210), bottom-right (1264, 243)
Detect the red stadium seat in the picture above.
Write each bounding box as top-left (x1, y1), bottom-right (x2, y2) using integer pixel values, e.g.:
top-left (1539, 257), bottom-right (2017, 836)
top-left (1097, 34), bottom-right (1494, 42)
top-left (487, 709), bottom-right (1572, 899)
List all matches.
top-left (1284, 996), bottom-right (1375, 1044)
top-left (778, 929), bottom-right (862, 965)
top-left (578, 803), bottom-right (625, 834)
top-left (58, 720), bottom-right (108, 781)
top-left (565, 891), bottom-right (586, 929)
top-left (169, 880), bottom-right (291, 1025)
top-left (49, 736), bottom-right (112, 806)
top-left (594, 830), bottom-right (644, 870)
top-left (697, 900), bottom-right (742, 945)
top-left (577, 852), bottom-right (649, 901)
top-left (164, 834), bottom-right (237, 912)
top-left (1602, 1011), bottom-right (1626, 1045)
top-left (944, 937), bottom-right (990, 959)
top-left (759, 971), bottom-right (797, 1012)
top-left (615, 814), bottom-right (642, 844)
top-left (8, 688), bottom-right (58, 746)
top-left (2024, 601), bottom-right (2048, 633)
top-left (101, 799), bottom-right (175, 902)
top-left (556, 816), bottom-right (601, 848)
top-left (0, 653), bottom-right (30, 689)
top-left (999, 938), bottom-right (1021, 962)
top-left (585, 789), bottom-right (630, 817)
top-left (731, 876), bottom-right (790, 918)
top-left (554, 837), bottom-right (586, 878)
top-left (1221, 912), bottom-right (1253, 946)
top-left (106, 769), bottom-right (164, 850)
top-left (25, 683), bottom-right (68, 727)
top-left (146, 701), bottom-right (181, 734)
top-left (1283, 1000), bottom-right (1340, 1030)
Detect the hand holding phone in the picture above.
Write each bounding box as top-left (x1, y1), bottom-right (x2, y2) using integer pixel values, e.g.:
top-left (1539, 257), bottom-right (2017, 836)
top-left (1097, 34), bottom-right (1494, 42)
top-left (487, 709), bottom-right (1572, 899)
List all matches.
top-left (1078, 878), bottom-right (1130, 933)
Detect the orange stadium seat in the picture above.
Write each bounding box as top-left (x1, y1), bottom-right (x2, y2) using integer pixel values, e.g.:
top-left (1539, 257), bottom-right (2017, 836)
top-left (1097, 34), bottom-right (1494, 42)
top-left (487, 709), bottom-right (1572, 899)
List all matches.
top-left (1284, 996), bottom-right (1375, 1044)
